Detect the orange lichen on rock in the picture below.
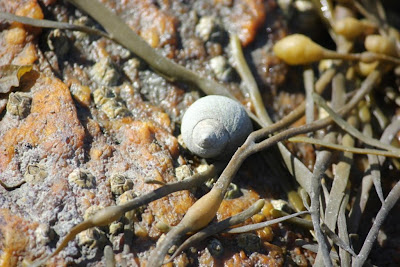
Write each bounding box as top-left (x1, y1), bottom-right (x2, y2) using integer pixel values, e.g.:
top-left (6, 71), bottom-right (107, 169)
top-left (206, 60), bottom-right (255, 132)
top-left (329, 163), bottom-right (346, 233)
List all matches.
top-left (50, 177), bottom-right (69, 196)
top-left (0, 210), bottom-right (30, 266)
top-left (115, 0), bottom-right (178, 49)
top-left (228, 0), bottom-right (266, 46)
top-left (12, 42), bottom-right (37, 65)
top-left (225, 250), bottom-right (284, 266)
top-left (0, 209), bottom-right (37, 266)
top-left (4, 26), bottom-right (26, 45)
top-left (104, 116), bottom-right (193, 239)
top-left (263, 241), bottom-right (284, 260)
top-left (14, 0), bottom-right (44, 35)
top-left (89, 143), bottom-right (114, 161)
top-left (217, 189), bottom-right (260, 220)
top-left (0, 75), bottom-right (85, 171)
top-left (261, 201), bottom-right (274, 217)
top-left (124, 121), bottom-right (155, 146)
top-left (224, 251), bottom-right (249, 267)
top-left (0, 209), bottom-right (67, 266)
top-left (0, 26), bottom-right (33, 65)
top-left (256, 226), bottom-right (274, 242)
top-left (136, 2), bottom-right (178, 49)
top-left (149, 190), bottom-right (196, 231)
top-left (0, 0), bottom-right (43, 65)
top-left (14, 0), bottom-right (44, 20)
top-left (120, 119), bottom-right (179, 160)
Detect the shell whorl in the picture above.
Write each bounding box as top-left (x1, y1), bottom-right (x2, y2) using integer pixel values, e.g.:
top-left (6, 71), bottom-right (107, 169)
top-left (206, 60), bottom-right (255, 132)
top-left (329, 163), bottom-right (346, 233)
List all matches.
top-left (181, 95), bottom-right (253, 159)
top-left (190, 118), bottom-right (230, 158)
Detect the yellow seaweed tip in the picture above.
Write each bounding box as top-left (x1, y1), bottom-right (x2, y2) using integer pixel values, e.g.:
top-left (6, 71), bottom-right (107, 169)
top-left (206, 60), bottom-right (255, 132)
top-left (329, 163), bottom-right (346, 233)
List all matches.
top-left (273, 34), bottom-right (324, 65)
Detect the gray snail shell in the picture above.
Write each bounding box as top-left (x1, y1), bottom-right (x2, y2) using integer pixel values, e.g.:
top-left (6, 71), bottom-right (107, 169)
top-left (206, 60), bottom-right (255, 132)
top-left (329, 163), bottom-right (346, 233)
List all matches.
top-left (181, 95), bottom-right (253, 159)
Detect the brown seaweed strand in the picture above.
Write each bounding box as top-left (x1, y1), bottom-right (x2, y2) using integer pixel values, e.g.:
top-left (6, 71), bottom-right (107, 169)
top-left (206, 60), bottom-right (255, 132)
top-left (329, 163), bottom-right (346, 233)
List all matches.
top-left (0, 11), bottom-right (112, 39)
top-left (119, 164), bottom-right (220, 212)
top-left (321, 223), bottom-right (357, 257)
top-left (311, 133), bottom-right (335, 267)
top-left (167, 199), bottom-right (265, 263)
top-left (338, 193), bottom-right (351, 267)
top-left (352, 179), bottom-right (400, 267)
top-left (148, 69), bottom-right (381, 267)
top-left (229, 34), bottom-right (273, 125)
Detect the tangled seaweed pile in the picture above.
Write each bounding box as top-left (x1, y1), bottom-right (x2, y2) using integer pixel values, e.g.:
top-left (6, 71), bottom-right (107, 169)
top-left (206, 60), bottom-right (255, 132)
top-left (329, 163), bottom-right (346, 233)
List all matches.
top-left (1, 0), bottom-right (400, 266)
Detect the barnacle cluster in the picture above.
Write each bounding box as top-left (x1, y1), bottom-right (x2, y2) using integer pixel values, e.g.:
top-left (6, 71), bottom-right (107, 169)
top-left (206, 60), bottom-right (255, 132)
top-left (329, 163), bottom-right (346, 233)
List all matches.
top-left (109, 173), bottom-right (133, 195)
top-left (7, 92), bottom-right (31, 118)
top-left (68, 168), bottom-right (95, 188)
top-left (93, 87), bottom-right (130, 119)
top-left (24, 163), bottom-right (47, 184)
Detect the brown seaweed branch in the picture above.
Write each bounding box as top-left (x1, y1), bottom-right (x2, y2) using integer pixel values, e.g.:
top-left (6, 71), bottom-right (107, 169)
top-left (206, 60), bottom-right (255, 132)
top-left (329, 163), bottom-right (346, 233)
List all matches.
top-left (229, 34), bottom-right (273, 125)
top-left (0, 11), bottom-right (112, 39)
top-left (288, 136), bottom-right (400, 158)
top-left (148, 70), bottom-right (381, 266)
top-left (311, 133), bottom-right (335, 267)
top-left (167, 199), bottom-right (266, 263)
top-left (352, 179), bottom-right (400, 267)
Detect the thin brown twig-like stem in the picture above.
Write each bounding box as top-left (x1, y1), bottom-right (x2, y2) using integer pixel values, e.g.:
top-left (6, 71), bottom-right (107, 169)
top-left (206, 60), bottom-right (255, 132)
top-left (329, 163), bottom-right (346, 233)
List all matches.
top-left (321, 223), bottom-right (357, 257)
top-left (311, 134), bottom-right (335, 267)
top-left (288, 136), bottom-right (400, 158)
top-left (338, 194), bottom-right (351, 267)
top-left (230, 34), bottom-right (273, 125)
top-left (119, 164), bottom-right (222, 213)
top-left (263, 68), bottom-right (336, 135)
top-left (271, 209), bottom-right (313, 230)
top-left (229, 34), bottom-right (308, 214)
top-left (225, 210), bottom-right (309, 233)
top-left (220, 70), bottom-right (381, 196)
top-left (363, 124), bottom-right (385, 203)
top-left (352, 180), bottom-right (400, 267)
top-left (314, 93), bottom-right (400, 154)
top-left (304, 68), bottom-right (315, 126)
top-left (167, 199), bottom-right (265, 263)
top-left (323, 132), bottom-right (354, 231)
top-left (0, 11), bottom-right (112, 39)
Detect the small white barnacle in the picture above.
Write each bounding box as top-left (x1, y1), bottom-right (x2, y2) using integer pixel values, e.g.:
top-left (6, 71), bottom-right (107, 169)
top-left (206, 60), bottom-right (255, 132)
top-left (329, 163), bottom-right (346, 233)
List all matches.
top-left (181, 95), bottom-right (253, 159)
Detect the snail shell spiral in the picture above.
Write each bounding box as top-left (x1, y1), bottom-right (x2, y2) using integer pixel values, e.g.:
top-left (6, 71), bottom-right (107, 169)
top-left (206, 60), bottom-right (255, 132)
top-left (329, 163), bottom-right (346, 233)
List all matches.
top-left (181, 95), bottom-right (253, 159)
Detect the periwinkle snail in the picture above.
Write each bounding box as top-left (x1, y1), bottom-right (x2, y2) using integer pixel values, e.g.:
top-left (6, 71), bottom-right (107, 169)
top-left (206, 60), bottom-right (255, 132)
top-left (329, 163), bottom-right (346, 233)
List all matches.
top-left (181, 95), bottom-right (253, 159)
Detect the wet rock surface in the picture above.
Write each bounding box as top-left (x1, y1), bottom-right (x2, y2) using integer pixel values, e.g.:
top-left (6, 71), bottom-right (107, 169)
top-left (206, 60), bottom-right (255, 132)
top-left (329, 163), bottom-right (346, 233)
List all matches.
top-left (0, 1), bottom-right (296, 266)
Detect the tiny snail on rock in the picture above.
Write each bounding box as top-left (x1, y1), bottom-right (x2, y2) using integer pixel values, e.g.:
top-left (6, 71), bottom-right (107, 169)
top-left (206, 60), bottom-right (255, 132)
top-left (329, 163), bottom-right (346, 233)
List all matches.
top-left (181, 95), bottom-right (253, 159)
